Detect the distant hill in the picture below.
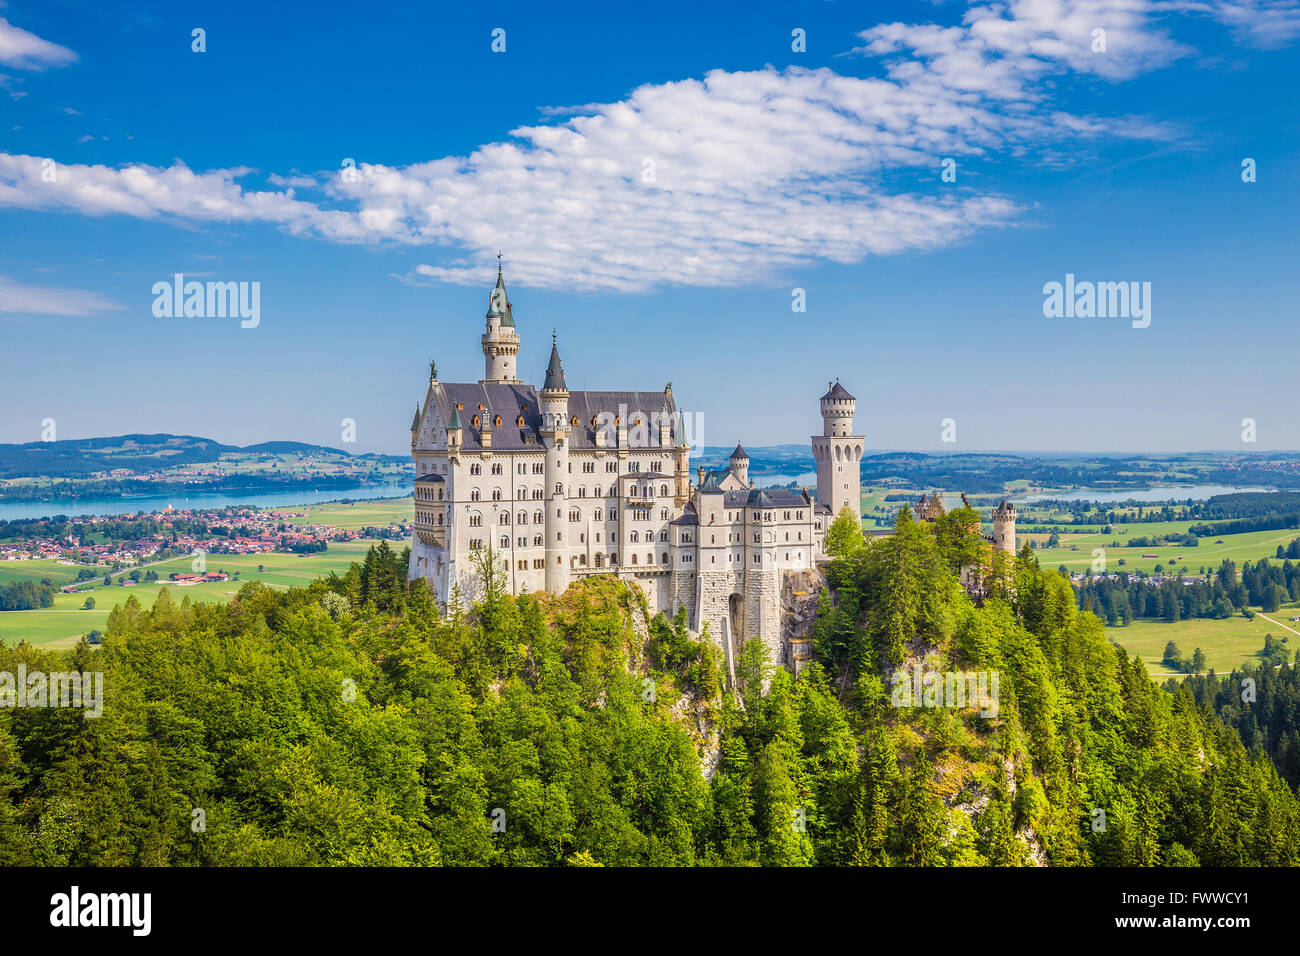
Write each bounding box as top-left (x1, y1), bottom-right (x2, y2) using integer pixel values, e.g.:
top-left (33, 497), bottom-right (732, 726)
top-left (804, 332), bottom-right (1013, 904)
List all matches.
top-left (0, 433), bottom-right (407, 479)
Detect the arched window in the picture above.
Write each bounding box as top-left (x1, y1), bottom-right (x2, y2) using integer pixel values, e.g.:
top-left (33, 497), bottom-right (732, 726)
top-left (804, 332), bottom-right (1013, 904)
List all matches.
top-left (470, 489), bottom-right (480, 501)
top-left (499, 513), bottom-right (510, 525)
top-left (661, 552), bottom-right (668, 564)
top-left (533, 534), bottom-right (543, 546)
top-left (594, 485), bottom-right (601, 497)
top-left (594, 509), bottom-right (603, 521)
top-left (630, 531), bottom-right (639, 542)
top-left (534, 511), bottom-right (543, 524)
top-left (646, 553), bottom-right (653, 565)
top-left (518, 488), bottom-right (527, 500)
top-left (594, 553), bottom-right (603, 568)
top-left (518, 511), bottom-right (527, 524)
top-left (660, 485), bottom-right (668, 496)
top-left (469, 513), bottom-right (482, 527)
top-left (631, 553), bottom-right (638, 565)
top-left (555, 482), bottom-right (563, 494)
top-left (659, 530), bottom-right (668, 541)
top-left (500, 535), bottom-right (509, 548)
top-left (492, 489), bottom-right (502, 501)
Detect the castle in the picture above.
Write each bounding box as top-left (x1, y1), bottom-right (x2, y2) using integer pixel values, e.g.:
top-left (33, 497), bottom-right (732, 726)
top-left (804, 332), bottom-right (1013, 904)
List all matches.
top-left (407, 265), bottom-right (865, 673)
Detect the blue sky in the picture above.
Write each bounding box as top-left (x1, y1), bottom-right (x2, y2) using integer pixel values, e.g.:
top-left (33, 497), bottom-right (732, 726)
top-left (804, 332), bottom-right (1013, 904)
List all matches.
top-left (1, 0), bottom-right (1297, 455)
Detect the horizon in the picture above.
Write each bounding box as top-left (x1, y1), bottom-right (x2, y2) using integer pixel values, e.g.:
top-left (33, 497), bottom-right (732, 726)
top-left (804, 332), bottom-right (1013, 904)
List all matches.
top-left (1, 0), bottom-right (1296, 455)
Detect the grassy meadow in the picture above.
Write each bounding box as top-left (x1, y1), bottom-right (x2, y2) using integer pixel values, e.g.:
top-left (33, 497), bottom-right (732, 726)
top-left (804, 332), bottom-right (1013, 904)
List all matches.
top-left (0, 538), bottom-right (407, 647)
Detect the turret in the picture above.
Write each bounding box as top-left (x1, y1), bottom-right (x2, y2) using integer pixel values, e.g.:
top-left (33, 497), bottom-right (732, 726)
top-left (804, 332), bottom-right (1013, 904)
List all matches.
top-left (540, 332), bottom-right (571, 594)
top-left (992, 499), bottom-right (1017, 554)
top-left (729, 443), bottom-right (749, 486)
top-left (410, 404), bottom-right (421, 446)
top-left (812, 379), bottom-right (864, 524)
top-left (819, 379), bottom-right (856, 437)
top-left (446, 405), bottom-right (463, 452)
top-left (481, 259), bottom-right (522, 384)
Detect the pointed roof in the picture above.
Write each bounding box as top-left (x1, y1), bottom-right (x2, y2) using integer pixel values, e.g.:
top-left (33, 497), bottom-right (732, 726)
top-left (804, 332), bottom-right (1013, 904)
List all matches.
top-left (542, 333), bottom-right (567, 391)
top-left (821, 380), bottom-right (855, 401)
top-left (486, 261), bottom-right (514, 327)
top-left (729, 443), bottom-right (749, 461)
top-left (410, 405), bottom-right (421, 431)
top-left (447, 405), bottom-right (462, 429)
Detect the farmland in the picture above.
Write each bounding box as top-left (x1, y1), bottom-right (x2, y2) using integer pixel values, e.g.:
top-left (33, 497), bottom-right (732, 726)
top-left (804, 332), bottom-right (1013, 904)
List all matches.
top-left (0, 538), bottom-right (404, 647)
top-left (1106, 607), bottom-right (1300, 680)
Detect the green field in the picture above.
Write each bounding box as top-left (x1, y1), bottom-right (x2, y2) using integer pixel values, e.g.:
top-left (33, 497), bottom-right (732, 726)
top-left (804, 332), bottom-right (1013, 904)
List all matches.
top-left (282, 496), bottom-right (411, 530)
top-left (1106, 608), bottom-right (1300, 680)
top-left (0, 558), bottom-right (86, 588)
top-left (1029, 524), bottom-right (1300, 575)
top-left (0, 539), bottom-right (405, 646)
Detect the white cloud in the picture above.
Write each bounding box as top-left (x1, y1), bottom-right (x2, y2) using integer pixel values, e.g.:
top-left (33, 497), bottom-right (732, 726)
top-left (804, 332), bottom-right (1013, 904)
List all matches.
top-left (0, 0), bottom-right (1287, 292)
top-left (0, 16), bottom-right (76, 70)
top-left (0, 274), bottom-right (123, 316)
top-left (1186, 0), bottom-right (1300, 48)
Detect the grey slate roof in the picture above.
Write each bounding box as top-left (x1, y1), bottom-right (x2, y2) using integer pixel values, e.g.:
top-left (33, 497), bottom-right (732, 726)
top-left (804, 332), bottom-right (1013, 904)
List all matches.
top-left (415, 473), bottom-right (445, 483)
top-left (542, 342), bottom-right (567, 391)
top-left (431, 383), bottom-right (679, 452)
top-left (729, 443), bottom-right (748, 460)
top-left (670, 502), bottom-right (699, 526)
top-left (722, 487), bottom-right (811, 509)
top-left (821, 381), bottom-right (855, 401)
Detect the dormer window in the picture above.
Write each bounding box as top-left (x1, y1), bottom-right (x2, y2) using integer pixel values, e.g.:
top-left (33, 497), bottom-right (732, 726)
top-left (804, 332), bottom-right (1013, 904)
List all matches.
top-left (571, 415), bottom-right (579, 426)
top-left (456, 402), bottom-right (463, 410)
top-left (472, 416), bottom-right (481, 428)
top-left (517, 415), bottom-right (525, 426)
top-left (494, 415), bottom-right (503, 427)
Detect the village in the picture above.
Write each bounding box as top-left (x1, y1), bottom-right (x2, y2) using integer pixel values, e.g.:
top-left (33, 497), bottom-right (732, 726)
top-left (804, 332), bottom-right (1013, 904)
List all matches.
top-left (0, 503), bottom-right (411, 589)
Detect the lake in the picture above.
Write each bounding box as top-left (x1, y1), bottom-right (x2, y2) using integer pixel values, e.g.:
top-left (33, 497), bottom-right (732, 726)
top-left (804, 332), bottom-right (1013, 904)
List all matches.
top-left (1012, 485), bottom-right (1273, 505)
top-left (0, 484), bottom-right (409, 521)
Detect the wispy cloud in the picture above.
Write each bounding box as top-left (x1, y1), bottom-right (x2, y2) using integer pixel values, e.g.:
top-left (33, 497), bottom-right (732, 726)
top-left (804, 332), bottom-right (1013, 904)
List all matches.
top-left (0, 274), bottom-right (124, 317)
top-left (0, 16), bottom-right (77, 70)
top-left (0, 0), bottom-right (1290, 292)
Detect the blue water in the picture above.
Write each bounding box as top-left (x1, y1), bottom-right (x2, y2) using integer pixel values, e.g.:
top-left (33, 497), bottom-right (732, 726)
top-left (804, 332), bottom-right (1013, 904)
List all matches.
top-left (1012, 484), bottom-right (1272, 505)
top-left (0, 484), bottom-right (409, 521)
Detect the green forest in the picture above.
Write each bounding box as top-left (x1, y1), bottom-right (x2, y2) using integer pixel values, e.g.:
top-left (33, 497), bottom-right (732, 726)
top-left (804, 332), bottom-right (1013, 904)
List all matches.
top-left (0, 518), bottom-right (1297, 866)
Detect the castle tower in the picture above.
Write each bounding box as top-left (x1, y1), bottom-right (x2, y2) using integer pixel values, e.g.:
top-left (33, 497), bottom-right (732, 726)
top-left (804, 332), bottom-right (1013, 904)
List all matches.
top-left (729, 443), bottom-right (749, 487)
top-left (481, 261), bottom-right (522, 384)
top-left (992, 499), bottom-right (1018, 555)
top-left (812, 380), bottom-right (864, 522)
top-left (540, 332), bottom-right (571, 594)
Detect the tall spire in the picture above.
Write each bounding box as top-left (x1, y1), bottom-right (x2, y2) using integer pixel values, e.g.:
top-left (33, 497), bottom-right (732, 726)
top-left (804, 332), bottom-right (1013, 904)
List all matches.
top-left (486, 255), bottom-right (513, 327)
top-left (543, 334), bottom-right (567, 391)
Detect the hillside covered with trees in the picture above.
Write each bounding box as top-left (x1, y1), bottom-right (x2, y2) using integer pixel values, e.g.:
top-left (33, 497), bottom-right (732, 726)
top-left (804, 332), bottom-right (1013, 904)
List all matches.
top-left (0, 520), bottom-right (1296, 866)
